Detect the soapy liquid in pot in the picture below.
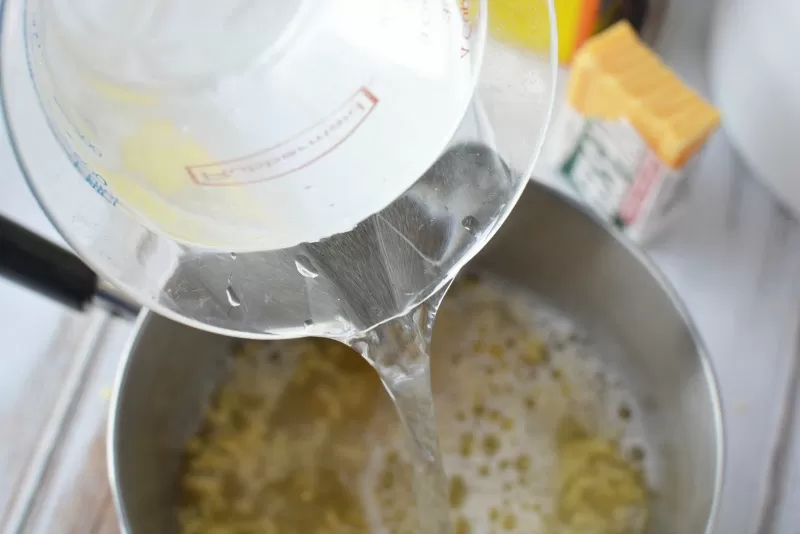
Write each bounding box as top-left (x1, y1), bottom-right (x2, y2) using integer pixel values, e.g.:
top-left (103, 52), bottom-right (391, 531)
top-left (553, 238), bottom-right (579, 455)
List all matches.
top-left (179, 276), bottom-right (653, 534)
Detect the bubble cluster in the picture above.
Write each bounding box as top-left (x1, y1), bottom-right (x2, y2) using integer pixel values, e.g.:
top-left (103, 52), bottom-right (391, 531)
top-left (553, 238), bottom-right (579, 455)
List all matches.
top-left (179, 274), bottom-right (653, 534)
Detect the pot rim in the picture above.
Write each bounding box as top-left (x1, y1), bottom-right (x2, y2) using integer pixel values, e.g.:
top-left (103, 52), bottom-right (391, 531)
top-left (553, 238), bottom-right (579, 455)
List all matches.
top-left (107, 309), bottom-right (150, 534)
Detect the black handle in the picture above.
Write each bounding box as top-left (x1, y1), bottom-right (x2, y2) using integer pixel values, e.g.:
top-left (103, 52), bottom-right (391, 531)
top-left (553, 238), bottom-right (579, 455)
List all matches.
top-left (0, 214), bottom-right (98, 311)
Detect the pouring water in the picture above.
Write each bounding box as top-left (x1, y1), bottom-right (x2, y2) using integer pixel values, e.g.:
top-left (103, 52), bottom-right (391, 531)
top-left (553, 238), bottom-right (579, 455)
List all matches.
top-left (351, 284), bottom-right (454, 534)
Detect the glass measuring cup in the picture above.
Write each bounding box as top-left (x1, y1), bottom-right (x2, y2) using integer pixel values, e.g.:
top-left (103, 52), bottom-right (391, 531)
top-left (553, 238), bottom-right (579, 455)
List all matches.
top-left (1, 0), bottom-right (557, 339)
top-left (24, 0), bottom-right (487, 251)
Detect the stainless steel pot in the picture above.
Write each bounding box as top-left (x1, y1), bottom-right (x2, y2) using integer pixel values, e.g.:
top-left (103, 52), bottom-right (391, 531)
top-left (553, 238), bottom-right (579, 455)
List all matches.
top-left (108, 181), bottom-right (724, 534)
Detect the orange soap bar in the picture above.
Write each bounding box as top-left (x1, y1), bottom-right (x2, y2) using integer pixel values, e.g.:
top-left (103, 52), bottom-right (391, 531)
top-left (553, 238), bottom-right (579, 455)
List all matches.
top-left (567, 21), bottom-right (720, 168)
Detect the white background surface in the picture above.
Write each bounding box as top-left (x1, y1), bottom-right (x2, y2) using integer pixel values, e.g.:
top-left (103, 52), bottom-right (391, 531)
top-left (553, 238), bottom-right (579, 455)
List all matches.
top-left (2, 0), bottom-right (800, 532)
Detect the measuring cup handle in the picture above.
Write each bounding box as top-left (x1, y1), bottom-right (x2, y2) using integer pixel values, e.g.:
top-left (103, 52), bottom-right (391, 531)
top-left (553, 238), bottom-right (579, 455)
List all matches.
top-left (0, 213), bottom-right (98, 311)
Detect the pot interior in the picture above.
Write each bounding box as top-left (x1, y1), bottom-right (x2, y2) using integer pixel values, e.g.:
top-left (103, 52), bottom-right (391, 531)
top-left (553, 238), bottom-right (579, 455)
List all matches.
top-left (110, 184), bottom-right (722, 534)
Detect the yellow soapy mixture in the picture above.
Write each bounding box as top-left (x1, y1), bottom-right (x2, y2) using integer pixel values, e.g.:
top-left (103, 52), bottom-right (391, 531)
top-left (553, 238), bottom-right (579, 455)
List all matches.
top-left (179, 277), bottom-right (650, 534)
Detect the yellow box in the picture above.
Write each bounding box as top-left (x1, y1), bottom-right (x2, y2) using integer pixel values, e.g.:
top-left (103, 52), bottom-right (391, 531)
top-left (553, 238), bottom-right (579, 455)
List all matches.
top-left (566, 21), bottom-right (720, 168)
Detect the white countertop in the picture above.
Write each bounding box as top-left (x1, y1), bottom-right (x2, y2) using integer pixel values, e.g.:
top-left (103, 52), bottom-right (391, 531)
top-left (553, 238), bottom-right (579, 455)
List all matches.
top-left (2, 0), bottom-right (800, 532)
top-left (647, 0), bottom-right (800, 530)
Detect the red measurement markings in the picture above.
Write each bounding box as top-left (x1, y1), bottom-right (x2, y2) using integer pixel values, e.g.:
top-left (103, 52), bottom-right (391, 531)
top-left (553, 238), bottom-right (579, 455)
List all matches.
top-left (187, 87), bottom-right (379, 187)
top-left (423, 0), bottom-right (474, 58)
top-left (442, 0), bottom-right (473, 58)
top-left (618, 151), bottom-right (662, 225)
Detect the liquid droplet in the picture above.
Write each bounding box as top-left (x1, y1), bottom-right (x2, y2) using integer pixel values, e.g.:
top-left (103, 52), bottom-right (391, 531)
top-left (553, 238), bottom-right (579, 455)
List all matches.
top-left (303, 319), bottom-right (314, 328)
top-left (226, 285), bottom-right (241, 308)
top-left (462, 215), bottom-right (479, 234)
top-left (230, 252), bottom-right (237, 259)
top-left (295, 255), bottom-right (319, 279)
